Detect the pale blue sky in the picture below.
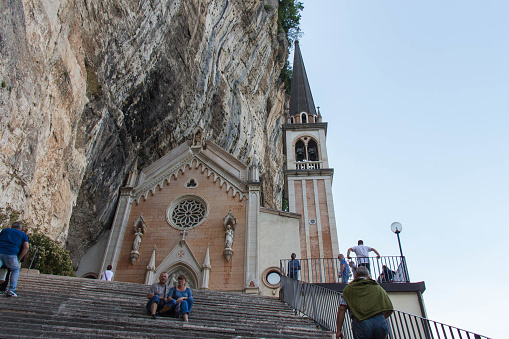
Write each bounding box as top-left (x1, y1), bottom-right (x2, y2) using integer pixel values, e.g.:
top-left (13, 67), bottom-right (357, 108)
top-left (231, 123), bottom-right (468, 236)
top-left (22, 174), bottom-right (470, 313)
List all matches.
top-left (295, 1), bottom-right (509, 337)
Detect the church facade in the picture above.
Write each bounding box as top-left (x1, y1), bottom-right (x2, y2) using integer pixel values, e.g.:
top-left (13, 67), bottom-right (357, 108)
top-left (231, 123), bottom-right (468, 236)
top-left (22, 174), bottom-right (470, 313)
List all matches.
top-left (79, 43), bottom-right (340, 297)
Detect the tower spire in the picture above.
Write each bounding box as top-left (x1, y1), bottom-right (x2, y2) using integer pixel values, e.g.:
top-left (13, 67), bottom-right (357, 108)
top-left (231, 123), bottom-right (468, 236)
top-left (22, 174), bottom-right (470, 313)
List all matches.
top-left (289, 41), bottom-right (317, 118)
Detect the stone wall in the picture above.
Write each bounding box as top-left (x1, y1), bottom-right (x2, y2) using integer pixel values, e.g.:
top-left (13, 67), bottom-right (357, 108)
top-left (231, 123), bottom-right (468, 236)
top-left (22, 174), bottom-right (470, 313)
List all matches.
top-left (0, 0), bottom-right (288, 267)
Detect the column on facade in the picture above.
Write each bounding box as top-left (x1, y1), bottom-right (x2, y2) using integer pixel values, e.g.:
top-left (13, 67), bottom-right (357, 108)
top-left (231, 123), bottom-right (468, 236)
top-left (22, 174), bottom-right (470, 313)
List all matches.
top-left (100, 187), bottom-right (134, 275)
top-left (244, 181), bottom-right (261, 293)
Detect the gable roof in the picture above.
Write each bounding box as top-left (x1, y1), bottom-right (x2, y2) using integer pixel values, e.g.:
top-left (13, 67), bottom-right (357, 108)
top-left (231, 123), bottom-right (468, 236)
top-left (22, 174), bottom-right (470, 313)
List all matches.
top-left (132, 140), bottom-right (249, 203)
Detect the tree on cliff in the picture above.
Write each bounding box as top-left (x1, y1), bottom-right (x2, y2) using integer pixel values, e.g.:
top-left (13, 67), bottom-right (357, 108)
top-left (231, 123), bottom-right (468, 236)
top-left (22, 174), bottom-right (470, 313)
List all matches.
top-left (278, 0), bottom-right (304, 47)
top-left (277, 0), bottom-right (304, 94)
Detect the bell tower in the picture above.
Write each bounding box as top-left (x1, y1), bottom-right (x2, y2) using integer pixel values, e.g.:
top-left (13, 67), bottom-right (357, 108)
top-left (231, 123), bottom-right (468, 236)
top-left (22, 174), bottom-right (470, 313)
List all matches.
top-left (283, 41), bottom-right (339, 261)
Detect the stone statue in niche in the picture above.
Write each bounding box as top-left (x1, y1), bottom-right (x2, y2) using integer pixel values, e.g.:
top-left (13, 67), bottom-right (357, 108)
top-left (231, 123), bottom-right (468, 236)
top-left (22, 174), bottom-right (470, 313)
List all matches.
top-left (132, 228), bottom-right (143, 252)
top-left (130, 214), bottom-right (147, 264)
top-left (191, 121), bottom-right (206, 149)
top-left (225, 225), bottom-right (234, 250)
top-left (192, 130), bottom-right (202, 146)
top-left (170, 273), bottom-right (178, 287)
top-left (223, 210), bottom-right (236, 261)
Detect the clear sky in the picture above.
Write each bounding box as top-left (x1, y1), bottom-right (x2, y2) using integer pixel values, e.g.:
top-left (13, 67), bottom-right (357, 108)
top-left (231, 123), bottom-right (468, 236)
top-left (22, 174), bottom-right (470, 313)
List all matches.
top-left (295, 1), bottom-right (509, 338)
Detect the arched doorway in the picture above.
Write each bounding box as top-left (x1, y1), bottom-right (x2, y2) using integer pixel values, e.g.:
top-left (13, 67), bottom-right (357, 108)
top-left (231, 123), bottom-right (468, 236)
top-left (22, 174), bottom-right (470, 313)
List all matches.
top-left (165, 263), bottom-right (199, 289)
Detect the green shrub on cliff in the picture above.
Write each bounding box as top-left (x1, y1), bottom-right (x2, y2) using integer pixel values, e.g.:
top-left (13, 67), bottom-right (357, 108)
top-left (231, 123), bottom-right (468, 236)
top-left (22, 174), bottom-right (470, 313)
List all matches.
top-left (0, 208), bottom-right (75, 277)
top-left (26, 230), bottom-right (75, 277)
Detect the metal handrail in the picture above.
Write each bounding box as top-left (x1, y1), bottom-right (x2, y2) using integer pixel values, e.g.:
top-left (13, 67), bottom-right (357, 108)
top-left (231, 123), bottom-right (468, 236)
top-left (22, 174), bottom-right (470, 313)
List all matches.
top-left (280, 275), bottom-right (491, 339)
top-left (27, 245), bottom-right (40, 273)
top-left (281, 256), bottom-right (410, 284)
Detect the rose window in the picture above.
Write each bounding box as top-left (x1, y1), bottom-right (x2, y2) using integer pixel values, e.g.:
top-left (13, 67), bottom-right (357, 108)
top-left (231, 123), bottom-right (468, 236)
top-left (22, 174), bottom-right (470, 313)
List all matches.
top-left (167, 196), bottom-right (207, 229)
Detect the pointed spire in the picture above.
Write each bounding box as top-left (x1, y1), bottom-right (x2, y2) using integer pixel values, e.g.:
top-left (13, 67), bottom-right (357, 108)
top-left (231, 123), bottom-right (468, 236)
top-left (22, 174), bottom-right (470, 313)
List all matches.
top-left (127, 158), bottom-right (138, 187)
top-left (144, 245), bottom-right (157, 285)
top-left (289, 41), bottom-right (317, 119)
top-left (203, 243), bottom-right (211, 268)
top-left (249, 151), bottom-right (260, 182)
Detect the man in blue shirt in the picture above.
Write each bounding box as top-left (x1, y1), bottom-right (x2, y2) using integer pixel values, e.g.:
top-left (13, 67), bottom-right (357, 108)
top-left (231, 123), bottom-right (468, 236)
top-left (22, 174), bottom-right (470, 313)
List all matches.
top-left (0, 222), bottom-right (29, 297)
top-left (288, 253), bottom-right (301, 279)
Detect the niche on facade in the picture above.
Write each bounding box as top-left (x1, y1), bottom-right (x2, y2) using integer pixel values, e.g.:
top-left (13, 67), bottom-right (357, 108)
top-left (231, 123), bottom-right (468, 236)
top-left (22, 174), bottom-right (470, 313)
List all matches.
top-left (130, 214), bottom-right (148, 264)
top-left (223, 210), bottom-right (237, 262)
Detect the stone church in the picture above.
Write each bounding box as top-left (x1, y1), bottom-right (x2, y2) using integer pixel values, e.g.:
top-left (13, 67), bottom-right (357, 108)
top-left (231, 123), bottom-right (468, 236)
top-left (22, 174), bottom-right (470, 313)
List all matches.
top-left (78, 42), bottom-right (339, 297)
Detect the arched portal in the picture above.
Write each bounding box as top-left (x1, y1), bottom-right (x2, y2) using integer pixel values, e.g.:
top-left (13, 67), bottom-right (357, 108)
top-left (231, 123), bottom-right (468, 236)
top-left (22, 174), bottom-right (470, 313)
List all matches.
top-left (165, 263), bottom-right (199, 289)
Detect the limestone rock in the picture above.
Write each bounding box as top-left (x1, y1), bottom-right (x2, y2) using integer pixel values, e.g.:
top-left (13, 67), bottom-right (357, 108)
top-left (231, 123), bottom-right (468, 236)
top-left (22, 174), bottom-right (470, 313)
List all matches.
top-left (0, 0), bottom-right (288, 267)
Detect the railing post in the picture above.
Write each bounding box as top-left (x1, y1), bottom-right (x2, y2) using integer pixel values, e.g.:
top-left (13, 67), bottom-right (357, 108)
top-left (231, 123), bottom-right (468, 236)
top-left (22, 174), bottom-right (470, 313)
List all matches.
top-left (27, 245), bottom-right (40, 273)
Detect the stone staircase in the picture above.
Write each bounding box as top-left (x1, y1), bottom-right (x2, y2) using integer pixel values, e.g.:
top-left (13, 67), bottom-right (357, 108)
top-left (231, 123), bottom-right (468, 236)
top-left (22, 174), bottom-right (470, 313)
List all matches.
top-left (0, 272), bottom-right (332, 338)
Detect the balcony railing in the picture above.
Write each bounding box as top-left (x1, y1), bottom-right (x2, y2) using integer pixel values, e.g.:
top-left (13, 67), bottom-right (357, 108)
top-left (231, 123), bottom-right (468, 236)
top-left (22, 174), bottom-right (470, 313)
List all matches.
top-left (280, 256), bottom-right (410, 284)
top-left (295, 160), bottom-right (322, 170)
top-left (280, 276), bottom-right (491, 339)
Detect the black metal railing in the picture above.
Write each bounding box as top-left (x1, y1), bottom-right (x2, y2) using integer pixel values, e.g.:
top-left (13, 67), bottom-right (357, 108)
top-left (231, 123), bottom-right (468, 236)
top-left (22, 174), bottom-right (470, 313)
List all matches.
top-left (21, 245), bottom-right (40, 272)
top-left (280, 275), bottom-right (491, 339)
top-left (280, 256), bottom-right (410, 284)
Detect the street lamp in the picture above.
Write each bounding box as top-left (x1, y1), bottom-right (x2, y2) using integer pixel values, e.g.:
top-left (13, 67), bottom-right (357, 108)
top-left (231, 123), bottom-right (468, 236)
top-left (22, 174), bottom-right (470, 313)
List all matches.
top-left (391, 222), bottom-right (409, 281)
top-left (390, 222), bottom-right (404, 257)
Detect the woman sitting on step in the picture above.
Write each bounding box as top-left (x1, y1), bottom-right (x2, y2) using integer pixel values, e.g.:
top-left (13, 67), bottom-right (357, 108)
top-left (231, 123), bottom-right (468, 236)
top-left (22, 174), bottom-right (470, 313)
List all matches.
top-left (168, 275), bottom-right (193, 322)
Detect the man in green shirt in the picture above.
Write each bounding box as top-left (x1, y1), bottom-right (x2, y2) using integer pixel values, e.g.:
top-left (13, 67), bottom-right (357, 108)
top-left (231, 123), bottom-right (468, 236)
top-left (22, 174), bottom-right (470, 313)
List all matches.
top-left (336, 266), bottom-right (393, 339)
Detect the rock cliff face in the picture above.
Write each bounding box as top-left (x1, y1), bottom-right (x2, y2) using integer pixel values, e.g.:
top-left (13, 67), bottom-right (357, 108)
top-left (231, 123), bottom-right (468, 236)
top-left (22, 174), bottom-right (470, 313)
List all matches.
top-left (0, 0), bottom-right (288, 266)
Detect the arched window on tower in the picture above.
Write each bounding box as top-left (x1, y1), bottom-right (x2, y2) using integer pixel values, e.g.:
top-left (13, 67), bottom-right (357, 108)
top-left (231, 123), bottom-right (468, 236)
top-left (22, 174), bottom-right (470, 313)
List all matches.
top-left (308, 139), bottom-right (319, 161)
top-left (301, 113), bottom-right (307, 124)
top-left (313, 115), bottom-right (317, 123)
top-left (290, 116), bottom-right (295, 124)
top-left (295, 140), bottom-right (306, 162)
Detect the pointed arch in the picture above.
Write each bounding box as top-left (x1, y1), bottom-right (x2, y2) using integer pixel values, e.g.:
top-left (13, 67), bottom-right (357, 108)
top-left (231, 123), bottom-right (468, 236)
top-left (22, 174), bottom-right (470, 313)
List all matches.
top-left (308, 139), bottom-right (319, 161)
top-left (295, 139), bottom-right (306, 162)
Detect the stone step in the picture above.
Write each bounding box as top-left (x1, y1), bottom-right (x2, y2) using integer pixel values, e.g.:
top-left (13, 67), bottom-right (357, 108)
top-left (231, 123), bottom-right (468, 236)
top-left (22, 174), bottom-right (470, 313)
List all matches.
top-left (0, 273), bottom-right (332, 338)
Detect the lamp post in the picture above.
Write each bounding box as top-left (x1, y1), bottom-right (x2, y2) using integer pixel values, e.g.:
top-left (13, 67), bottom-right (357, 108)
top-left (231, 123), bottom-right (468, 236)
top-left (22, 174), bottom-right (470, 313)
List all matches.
top-left (390, 222), bottom-right (404, 257)
top-left (391, 222), bottom-right (409, 281)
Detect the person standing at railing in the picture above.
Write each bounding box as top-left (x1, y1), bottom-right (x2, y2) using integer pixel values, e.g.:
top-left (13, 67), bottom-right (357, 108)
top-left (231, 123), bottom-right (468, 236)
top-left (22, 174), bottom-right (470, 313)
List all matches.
top-left (288, 253), bottom-right (301, 279)
top-left (347, 240), bottom-right (380, 271)
top-left (336, 266), bottom-right (393, 339)
top-left (338, 254), bottom-right (350, 283)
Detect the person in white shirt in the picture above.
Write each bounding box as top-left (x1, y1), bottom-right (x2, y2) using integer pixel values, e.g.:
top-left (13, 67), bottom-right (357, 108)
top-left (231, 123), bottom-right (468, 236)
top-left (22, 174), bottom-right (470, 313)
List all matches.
top-left (347, 240), bottom-right (380, 271)
top-left (100, 265), bottom-right (114, 281)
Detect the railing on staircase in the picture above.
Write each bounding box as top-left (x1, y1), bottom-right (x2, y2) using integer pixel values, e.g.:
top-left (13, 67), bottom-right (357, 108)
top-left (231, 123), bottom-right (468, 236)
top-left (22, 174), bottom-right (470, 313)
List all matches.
top-left (279, 276), bottom-right (491, 339)
top-left (280, 256), bottom-right (410, 284)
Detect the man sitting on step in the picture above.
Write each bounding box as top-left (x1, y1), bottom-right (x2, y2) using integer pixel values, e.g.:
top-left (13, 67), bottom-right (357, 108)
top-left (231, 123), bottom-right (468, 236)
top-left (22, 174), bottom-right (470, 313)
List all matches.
top-left (146, 272), bottom-right (174, 319)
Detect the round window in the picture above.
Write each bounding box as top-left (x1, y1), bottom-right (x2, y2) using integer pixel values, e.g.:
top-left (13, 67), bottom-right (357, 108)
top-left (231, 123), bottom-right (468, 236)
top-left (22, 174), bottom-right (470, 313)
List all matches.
top-left (267, 272), bottom-right (281, 285)
top-left (167, 195), bottom-right (208, 230)
top-left (262, 267), bottom-right (282, 288)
